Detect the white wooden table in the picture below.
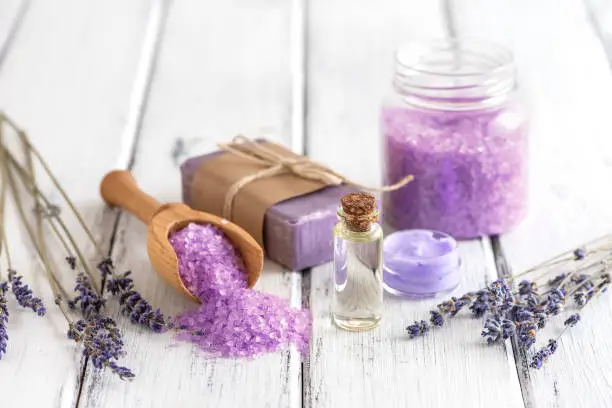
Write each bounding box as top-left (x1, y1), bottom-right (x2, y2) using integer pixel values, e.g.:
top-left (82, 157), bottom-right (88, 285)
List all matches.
top-left (1, 1), bottom-right (612, 407)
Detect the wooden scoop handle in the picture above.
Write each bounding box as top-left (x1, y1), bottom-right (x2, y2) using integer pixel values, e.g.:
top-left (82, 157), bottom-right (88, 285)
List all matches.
top-left (100, 170), bottom-right (162, 224)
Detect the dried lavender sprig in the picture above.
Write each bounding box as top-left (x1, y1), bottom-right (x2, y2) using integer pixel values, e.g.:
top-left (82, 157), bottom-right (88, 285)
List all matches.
top-left (3, 126), bottom-right (166, 337)
top-left (530, 281), bottom-right (608, 370)
top-left (3, 152), bottom-right (82, 341)
top-left (405, 279), bottom-right (515, 339)
top-left (105, 267), bottom-right (167, 332)
top-left (0, 281), bottom-right (9, 360)
top-left (7, 144), bottom-right (166, 330)
top-left (4, 151), bottom-right (100, 294)
top-left (8, 269), bottom-right (46, 316)
top-left (522, 257), bottom-right (609, 297)
top-left (0, 124), bottom-right (133, 379)
top-left (0, 133), bottom-right (46, 317)
top-left (406, 267), bottom-right (598, 348)
top-left (571, 272), bottom-right (609, 307)
top-left (3, 155), bottom-right (71, 302)
top-left (512, 234), bottom-right (612, 281)
top-left (68, 316), bottom-right (134, 380)
top-left (530, 339), bottom-right (558, 369)
top-left (2, 120), bottom-right (103, 258)
top-left (0, 128), bottom-right (10, 360)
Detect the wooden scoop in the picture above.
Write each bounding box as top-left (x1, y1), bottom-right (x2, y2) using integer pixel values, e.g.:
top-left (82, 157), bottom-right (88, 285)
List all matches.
top-left (100, 170), bottom-right (264, 302)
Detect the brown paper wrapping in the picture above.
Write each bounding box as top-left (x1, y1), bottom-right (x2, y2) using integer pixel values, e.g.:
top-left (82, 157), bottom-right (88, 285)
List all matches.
top-left (190, 142), bottom-right (329, 246)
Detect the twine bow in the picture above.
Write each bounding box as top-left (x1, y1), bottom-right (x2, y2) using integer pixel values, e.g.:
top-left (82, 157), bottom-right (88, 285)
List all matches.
top-left (217, 135), bottom-right (414, 220)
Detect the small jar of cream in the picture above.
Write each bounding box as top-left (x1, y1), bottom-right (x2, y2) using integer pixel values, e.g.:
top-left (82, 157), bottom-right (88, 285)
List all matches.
top-left (382, 229), bottom-right (461, 298)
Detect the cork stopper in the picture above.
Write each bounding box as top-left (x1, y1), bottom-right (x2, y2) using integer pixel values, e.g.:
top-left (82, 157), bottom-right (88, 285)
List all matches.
top-left (340, 192), bottom-right (378, 232)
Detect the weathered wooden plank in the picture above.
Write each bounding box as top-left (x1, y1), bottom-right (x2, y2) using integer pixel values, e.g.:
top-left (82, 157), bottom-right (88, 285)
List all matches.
top-left (78, 0), bottom-right (303, 407)
top-left (0, 1), bottom-right (151, 407)
top-left (453, 0), bottom-right (612, 407)
top-left (304, 1), bottom-right (524, 407)
top-left (306, 240), bottom-right (525, 408)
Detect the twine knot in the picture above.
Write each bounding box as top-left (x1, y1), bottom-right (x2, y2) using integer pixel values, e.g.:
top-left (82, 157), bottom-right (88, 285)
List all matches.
top-left (217, 135), bottom-right (413, 221)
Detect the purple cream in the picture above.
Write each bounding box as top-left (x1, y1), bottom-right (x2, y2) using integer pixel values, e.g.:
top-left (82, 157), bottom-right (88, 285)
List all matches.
top-left (383, 229), bottom-right (461, 297)
top-left (381, 103), bottom-right (528, 238)
top-left (170, 223), bottom-right (311, 358)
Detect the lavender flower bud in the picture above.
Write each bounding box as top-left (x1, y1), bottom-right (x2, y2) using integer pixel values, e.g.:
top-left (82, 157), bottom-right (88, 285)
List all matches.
top-left (518, 280), bottom-right (536, 296)
top-left (469, 290), bottom-right (490, 318)
top-left (564, 314), bottom-right (581, 327)
top-left (68, 273), bottom-right (105, 320)
top-left (96, 258), bottom-right (114, 279)
top-left (67, 320), bottom-right (86, 341)
top-left (66, 256), bottom-right (77, 270)
top-left (573, 292), bottom-right (588, 307)
top-left (451, 295), bottom-right (472, 317)
top-left (406, 320), bottom-right (429, 338)
top-left (516, 321), bottom-right (537, 349)
top-left (532, 310), bottom-right (548, 329)
top-left (437, 297), bottom-right (457, 314)
top-left (512, 306), bottom-right (534, 322)
top-left (108, 362), bottom-right (135, 380)
top-left (429, 311), bottom-right (444, 327)
top-left (573, 248), bottom-right (585, 260)
top-left (481, 315), bottom-right (515, 344)
top-left (530, 339), bottom-right (558, 369)
top-left (547, 274), bottom-right (567, 288)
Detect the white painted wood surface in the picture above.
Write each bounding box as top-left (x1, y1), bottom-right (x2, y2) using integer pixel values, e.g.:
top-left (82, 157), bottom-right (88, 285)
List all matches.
top-left (0, 1), bottom-right (151, 407)
top-left (77, 1), bottom-right (302, 407)
top-left (1, 0), bottom-right (612, 407)
top-left (305, 1), bottom-right (522, 407)
top-left (455, 1), bottom-right (612, 407)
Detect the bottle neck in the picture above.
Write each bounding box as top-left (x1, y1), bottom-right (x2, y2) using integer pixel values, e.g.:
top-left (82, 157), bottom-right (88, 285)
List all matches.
top-left (337, 207), bottom-right (379, 233)
top-left (392, 39), bottom-right (516, 111)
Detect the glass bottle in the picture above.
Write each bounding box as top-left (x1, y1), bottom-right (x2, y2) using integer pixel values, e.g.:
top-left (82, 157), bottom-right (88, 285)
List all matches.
top-left (332, 193), bottom-right (383, 331)
top-left (381, 39), bottom-right (529, 238)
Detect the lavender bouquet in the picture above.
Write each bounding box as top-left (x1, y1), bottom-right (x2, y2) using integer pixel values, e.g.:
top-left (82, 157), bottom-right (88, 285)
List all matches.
top-left (0, 113), bottom-right (168, 379)
top-left (406, 239), bottom-right (611, 369)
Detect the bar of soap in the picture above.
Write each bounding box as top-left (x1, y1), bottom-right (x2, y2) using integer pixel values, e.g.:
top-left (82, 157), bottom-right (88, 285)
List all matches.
top-left (181, 152), bottom-right (356, 270)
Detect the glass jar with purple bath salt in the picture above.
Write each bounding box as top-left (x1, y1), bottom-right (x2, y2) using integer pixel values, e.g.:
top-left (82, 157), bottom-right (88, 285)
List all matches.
top-left (381, 39), bottom-right (529, 238)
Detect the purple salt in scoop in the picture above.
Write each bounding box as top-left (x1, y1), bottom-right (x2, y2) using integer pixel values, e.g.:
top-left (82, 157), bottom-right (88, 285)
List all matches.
top-left (169, 223), bottom-right (311, 358)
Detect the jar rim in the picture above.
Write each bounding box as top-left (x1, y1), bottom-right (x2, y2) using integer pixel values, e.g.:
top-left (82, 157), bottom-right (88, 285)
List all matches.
top-left (393, 38), bottom-right (516, 110)
top-left (394, 38), bottom-right (514, 78)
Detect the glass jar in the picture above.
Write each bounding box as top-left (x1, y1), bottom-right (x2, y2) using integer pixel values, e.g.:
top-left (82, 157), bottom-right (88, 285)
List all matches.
top-left (381, 39), bottom-right (529, 238)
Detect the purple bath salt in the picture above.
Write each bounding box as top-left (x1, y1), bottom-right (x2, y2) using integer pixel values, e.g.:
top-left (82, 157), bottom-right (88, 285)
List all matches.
top-left (170, 223), bottom-right (247, 298)
top-left (169, 223), bottom-right (311, 358)
top-left (382, 105), bottom-right (528, 238)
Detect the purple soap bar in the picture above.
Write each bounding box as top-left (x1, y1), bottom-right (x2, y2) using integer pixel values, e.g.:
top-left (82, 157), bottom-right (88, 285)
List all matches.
top-left (181, 153), bottom-right (355, 270)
